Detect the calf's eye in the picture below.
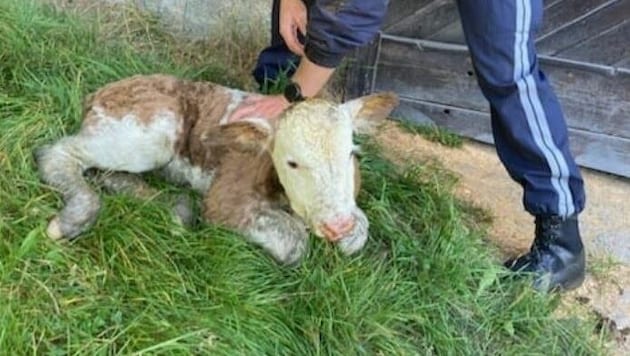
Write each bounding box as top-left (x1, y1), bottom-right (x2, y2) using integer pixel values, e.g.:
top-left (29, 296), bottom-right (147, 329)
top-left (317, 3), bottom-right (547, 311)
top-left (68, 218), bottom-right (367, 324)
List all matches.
top-left (287, 161), bottom-right (299, 169)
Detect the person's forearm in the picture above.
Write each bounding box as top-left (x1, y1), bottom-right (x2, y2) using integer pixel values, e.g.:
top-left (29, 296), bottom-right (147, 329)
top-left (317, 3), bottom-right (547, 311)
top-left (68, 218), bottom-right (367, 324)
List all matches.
top-left (291, 55), bottom-right (335, 98)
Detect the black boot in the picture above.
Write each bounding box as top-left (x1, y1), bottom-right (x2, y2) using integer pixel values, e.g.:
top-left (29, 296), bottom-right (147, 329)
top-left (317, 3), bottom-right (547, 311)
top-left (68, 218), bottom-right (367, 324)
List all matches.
top-left (504, 215), bottom-right (585, 292)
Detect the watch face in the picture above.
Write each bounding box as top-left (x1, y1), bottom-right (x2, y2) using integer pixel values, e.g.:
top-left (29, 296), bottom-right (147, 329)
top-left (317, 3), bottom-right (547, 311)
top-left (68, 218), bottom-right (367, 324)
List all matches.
top-left (285, 82), bottom-right (304, 102)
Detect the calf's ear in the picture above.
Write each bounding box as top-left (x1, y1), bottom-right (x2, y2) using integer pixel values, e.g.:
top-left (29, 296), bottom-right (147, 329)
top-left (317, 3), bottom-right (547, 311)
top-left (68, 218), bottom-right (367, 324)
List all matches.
top-left (214, 120), bottom-right (273, 152)
top-left (341, 92), bottom-right (399, 135)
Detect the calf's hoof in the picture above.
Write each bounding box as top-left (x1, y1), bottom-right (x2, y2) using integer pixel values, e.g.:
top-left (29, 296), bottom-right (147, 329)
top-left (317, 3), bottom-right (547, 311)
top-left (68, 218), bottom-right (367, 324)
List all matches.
top-left (337, 231), bottom-right (368, 256)
top-left (336, 209), bottom-right (369, 255)
top-left (46, 216), bottom-right (65, 240)
top-left (45, 203), bottom-right (100, 241)
top-left (278, 234), bottom-right (308, 267)
top-left (172, 195), bottom-right (197, 227)
top-left (46, 216), bottom-right (84, 242)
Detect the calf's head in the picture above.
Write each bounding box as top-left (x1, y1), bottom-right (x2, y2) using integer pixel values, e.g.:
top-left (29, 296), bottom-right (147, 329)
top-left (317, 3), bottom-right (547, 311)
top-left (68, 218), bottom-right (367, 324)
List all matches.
top-left (221, 92), bottom-right (399, 243)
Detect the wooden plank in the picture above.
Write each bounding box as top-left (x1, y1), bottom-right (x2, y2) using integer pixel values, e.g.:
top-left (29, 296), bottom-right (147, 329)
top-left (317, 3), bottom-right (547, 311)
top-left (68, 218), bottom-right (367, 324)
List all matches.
top-left (342, 37), bottom-right (380, 100)
top-left (380, 0), bottom-right (617, 49)
top-left (393, 99), bottom-right (494, 143)
top-left (537, 0), bottom-right (630, 55)
top-left (543, 0), bottom-right (568, 9)
top-left (346, 0), bottom-right (630, 178)
top-left (382, 0), bottom-right (434, 30)
top-left (375, 40), bottom-right (486, 112)
top-left (556, 19), bottom-right (630, 65)
top-left (392, 98), bottom-right (630, 177)
top-left (372, 36), bottom-right (630, 140)
top-left (383, 0), bottom-right (460, 39)
top-left (383, 0), bottom-right (559, 45)
top-left (538, 0), bottom-right (616, 41)
top-left (614, 56), bottom-right (630, 69)
top-left (380, 0), bottom-right (623, 58)
top-left (537, 57), bottom-right (630, 139)
top-left (427, 20), bottom-right (465, 44)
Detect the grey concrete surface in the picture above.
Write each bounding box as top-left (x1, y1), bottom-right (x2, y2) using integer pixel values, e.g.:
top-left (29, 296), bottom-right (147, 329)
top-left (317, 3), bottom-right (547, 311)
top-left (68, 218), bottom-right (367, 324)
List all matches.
top-left (135, 0), bottom-right (271, 38)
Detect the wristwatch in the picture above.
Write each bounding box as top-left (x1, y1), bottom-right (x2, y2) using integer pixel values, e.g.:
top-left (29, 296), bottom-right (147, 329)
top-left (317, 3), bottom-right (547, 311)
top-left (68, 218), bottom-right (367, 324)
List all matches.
top-left (283, 81), bottom-right (306, 103)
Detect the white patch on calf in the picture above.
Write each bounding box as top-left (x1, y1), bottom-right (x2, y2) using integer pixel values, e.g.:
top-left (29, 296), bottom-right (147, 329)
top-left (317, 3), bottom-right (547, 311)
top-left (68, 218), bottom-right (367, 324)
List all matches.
top-left (81, 107), bottom-right (180, 172)
top-left (271, 101), bottom-right (357, 237)
top-left (219, 89), bottom-right (247, 124)
top-left (244, 208), bottom-right (308, 265)
top-left (163, 157), bottom-right (215, 193)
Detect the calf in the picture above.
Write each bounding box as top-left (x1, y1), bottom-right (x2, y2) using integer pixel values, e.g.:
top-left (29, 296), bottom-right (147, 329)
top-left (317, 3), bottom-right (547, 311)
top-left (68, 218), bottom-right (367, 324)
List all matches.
top-left (36, 74), bottom-right (398, 265)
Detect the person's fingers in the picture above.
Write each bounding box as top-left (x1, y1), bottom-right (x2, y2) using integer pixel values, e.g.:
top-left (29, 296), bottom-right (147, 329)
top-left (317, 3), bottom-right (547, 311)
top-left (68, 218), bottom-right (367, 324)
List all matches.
top-left (228, 104), bottom-right (258, 122)
top-left (229, 101), bottom-right (276, 122)
top-left (297, 12), bottom-right (307, 36)
top-left (281, 24), bottom-right (304, 56)
top-left (279, 0), bottom-right (307, 56)
top-left (255, 102), bottom-right (281, 119)
top-left (289, 35), bottom-right (305, 56)
top-left (244, 94), bottom-right (263, 102)
top-left (228, 95), bottom-right (290, 122)
top-left (279, 21), bottom-right (293, 48)
top-left (296, 46), bottom-right (306, 56)
top-left (263, 103), bottom-right (285, 120)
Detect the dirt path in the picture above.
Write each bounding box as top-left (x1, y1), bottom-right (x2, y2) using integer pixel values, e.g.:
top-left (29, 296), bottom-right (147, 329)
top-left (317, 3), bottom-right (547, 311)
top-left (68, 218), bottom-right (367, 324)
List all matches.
top-left (374, 122), bottom-right (630, 354)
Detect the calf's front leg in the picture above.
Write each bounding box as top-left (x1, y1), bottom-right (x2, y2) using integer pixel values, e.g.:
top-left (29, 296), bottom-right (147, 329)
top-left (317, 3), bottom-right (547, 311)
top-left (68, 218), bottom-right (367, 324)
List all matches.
top-left (203, 180), bottom-right (308, 266)
top-left (243, 207), bottom-right (309, 266)
top-left (336, 208), bottom-right (369, 255)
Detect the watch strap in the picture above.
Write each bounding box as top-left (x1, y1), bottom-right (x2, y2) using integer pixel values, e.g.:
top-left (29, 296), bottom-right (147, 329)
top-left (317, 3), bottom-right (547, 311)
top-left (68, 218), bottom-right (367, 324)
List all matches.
top-left (283, 81), bottom-right (305, 103)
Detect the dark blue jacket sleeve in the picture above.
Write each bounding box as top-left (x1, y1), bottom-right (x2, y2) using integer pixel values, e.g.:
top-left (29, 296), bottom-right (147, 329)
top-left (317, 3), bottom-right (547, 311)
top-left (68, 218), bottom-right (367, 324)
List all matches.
top-left (305, 0), bottom-right (388, 68)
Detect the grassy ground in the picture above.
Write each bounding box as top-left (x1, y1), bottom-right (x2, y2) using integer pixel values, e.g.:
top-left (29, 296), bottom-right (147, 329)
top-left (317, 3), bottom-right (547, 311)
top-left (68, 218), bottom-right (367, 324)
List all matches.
top-left (0, 0), bottom-right (609, 354)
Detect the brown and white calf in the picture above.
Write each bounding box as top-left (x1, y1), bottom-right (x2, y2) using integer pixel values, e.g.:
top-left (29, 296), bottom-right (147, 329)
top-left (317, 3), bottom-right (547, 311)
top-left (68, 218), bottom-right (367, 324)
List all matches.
top-left (36, 74), bottom-right (398, 265)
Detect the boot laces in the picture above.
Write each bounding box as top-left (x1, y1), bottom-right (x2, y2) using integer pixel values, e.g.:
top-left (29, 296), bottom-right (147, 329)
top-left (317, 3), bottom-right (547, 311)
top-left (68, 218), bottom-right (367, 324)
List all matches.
top-left (531, 216), bottom-right (563, 256)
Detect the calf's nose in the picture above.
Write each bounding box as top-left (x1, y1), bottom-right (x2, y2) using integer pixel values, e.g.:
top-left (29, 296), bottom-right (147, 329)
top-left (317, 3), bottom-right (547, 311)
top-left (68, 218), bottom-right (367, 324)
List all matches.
top-left (321, 215), bottom-right (356, 242)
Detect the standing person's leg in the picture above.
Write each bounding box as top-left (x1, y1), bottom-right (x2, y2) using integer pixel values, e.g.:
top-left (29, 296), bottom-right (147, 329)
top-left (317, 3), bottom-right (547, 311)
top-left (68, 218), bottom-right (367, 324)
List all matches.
top-left (252, 0), bottom-right (304, 89)
top-left (455, 0), bottom-right (586, 292)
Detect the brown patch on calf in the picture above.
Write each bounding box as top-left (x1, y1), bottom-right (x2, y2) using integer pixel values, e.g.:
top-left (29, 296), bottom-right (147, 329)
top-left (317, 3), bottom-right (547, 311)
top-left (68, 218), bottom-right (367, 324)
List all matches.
top-left (356, 92), bottom-right (399, 120)
top-left (176, 82), bottom-right (233, 169)
top-left (203, 151), bottom-right (283, 229)
top-left (213, 122), bottom-right (272, 153)
top-left (83, 74), bottom-right (182, 126)
top-left (350, 92), bottom-right (400, 136)
top-left (81, 74), bottom-right (241, 173)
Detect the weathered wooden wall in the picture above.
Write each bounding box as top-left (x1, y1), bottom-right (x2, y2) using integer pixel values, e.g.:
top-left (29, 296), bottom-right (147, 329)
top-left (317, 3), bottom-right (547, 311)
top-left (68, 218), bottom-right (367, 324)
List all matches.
top-left (345, 0), bottom-right (630, 177)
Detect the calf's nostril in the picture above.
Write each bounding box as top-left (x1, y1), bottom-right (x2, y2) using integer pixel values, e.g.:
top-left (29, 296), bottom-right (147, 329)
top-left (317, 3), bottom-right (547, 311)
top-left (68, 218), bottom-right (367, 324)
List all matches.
top-left (323, 216), bottom-right (356, 239)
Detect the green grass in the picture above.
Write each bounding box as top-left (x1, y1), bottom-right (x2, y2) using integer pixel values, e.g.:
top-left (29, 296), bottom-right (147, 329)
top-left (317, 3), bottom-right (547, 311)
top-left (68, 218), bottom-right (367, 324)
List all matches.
top-left (0, 1), bottom-right (608, 354)
top-left (397, 121), bottom-right (464, 148)
top-left (259, 66), bottom-right (295, 95)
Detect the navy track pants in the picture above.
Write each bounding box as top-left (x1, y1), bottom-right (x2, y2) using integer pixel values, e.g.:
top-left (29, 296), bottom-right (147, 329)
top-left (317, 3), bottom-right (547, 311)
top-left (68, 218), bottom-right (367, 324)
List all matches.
top-left (254, 0), bottom-right (586, 217)
top-left (456, 0), bottom-right (584, 217)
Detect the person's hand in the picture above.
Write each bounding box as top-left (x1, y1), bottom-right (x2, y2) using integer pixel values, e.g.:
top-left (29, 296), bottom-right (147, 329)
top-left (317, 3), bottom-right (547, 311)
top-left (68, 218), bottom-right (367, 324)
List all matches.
top-left (280, 0), bottom-right (307, 56)
top-left (228, 94), bottom-right (290, 122)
